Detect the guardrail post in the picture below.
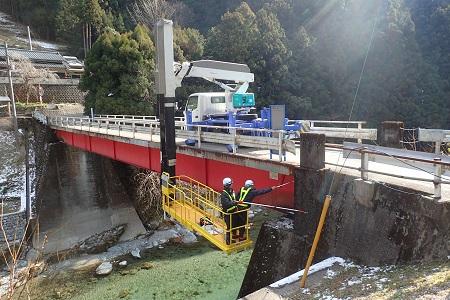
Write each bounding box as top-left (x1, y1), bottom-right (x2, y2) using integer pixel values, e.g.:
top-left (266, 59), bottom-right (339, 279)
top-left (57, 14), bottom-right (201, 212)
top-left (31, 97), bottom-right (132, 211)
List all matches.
top-left (150, 124), bottom-right (153, 142)
top-left (106, 120), bottom-right (109, 134)
top-left (435, 140), bottom-right (442, 155)
top-left (278, 131), bottom-right (283, 162)
top-left (197, 126), bottom-right (201, 148)
top-left (357, 123), bottom-right (362, 144)
top-left (232, 129), bottom-right (237, 154)
top-left (361, 148), bottom-right (369, 180)
top-left (132, 122), bottom-right (136, 139)
top-left (433, 158), bottom-right (442, 200)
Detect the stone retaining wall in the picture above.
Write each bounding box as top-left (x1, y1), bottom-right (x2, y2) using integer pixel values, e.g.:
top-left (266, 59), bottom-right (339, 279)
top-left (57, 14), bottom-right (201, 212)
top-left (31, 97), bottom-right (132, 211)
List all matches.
top-left (0, 211), bottom-right (26, 244)
top-left (0, 83), bottom-right (85, 104)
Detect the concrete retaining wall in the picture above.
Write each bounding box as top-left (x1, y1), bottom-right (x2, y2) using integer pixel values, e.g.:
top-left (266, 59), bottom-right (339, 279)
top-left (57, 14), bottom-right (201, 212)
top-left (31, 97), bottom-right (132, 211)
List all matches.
top-left (240, 169), bottom-right (450, 297)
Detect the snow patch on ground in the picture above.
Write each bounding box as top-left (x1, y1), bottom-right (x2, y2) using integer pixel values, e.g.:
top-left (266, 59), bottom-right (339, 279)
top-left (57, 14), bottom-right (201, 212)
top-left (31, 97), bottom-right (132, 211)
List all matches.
top-left (270, 257), bottom-right (346, 288)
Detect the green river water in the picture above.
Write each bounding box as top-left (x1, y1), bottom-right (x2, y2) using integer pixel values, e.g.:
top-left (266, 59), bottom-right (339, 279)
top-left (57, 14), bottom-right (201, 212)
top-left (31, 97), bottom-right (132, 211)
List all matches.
top-left (22, 210), bottom-right (281, 300)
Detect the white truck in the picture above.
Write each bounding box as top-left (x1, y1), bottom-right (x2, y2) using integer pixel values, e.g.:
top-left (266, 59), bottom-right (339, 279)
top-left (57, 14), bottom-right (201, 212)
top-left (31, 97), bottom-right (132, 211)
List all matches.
top-left (173, 60), bottom-right (257, 125)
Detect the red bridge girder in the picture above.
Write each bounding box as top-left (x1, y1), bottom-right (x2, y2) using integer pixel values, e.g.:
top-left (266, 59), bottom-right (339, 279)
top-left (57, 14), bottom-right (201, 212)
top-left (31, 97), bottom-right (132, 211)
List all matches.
top-left (55, 129), bottom-right (295, 208)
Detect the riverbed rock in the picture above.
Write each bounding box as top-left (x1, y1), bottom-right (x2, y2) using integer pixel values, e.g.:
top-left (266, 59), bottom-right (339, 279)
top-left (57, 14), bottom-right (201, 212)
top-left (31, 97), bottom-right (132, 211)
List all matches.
top-left (147, 221), bottom-right (160, 230)
top-left (131, 248), bottom-right (141, 259)
top-left (78, 225), bottom-right (126, 254)
top-left (180, 230), bottom-right (197, 244)
top-left (96, 262), bottom-right (113, 275)
top-left (118, 261), bottom-right (127, 267)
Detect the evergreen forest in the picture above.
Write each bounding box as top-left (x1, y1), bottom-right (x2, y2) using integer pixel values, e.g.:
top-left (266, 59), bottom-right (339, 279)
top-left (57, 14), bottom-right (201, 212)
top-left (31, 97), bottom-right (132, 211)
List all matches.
top-left (1, 0), bottom-right (449, 127)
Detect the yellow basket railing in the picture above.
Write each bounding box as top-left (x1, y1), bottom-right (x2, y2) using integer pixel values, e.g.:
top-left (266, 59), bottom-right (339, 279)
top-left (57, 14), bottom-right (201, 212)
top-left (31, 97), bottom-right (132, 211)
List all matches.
top-left (161, 173), bottom-right (251, 253)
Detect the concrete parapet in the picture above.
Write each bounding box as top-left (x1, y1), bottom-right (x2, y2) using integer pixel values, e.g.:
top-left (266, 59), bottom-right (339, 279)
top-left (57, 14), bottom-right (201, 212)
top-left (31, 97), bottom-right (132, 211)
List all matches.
top-left (300, 133), bottom-right (325, 169)
top-left (377, 121), bottom-right (404, 148)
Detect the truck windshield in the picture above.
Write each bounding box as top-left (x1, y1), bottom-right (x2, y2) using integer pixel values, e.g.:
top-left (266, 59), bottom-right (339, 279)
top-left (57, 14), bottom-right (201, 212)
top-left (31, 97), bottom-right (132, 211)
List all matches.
top-left (186, 96), bottom-right (198, 110)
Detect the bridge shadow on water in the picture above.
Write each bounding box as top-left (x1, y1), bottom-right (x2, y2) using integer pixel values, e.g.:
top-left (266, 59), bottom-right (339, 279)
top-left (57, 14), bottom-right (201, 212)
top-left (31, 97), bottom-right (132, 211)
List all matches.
top-left (36, 142), bottom-right (145, 254)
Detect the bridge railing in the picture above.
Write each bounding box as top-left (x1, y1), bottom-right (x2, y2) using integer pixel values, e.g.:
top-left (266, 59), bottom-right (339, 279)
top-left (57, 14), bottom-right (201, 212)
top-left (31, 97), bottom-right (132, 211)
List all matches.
top-left (94, 114), bottom-right (186, 123)
top-left (418, 128), bottom-right (450, 154)
top-left (46, 115), bottom-right (295, 161)
top-left (307, 120), bottom-right (376, 143)
top-left (326, 143), bottom-right (450, 200)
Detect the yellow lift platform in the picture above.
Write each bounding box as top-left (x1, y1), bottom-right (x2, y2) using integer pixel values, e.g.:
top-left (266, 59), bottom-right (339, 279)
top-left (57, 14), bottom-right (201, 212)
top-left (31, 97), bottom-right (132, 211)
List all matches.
top-left (161, 173), bottom-right (252, 254)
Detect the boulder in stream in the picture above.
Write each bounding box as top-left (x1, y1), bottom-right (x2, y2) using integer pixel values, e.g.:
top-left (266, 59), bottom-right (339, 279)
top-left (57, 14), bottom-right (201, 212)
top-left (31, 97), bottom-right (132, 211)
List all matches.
top-left (96, 262), bottom-right (113, 276)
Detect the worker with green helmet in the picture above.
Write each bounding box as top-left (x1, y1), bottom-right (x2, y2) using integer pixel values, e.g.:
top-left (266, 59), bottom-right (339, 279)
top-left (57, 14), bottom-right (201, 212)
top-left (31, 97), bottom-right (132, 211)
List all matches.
top-left (220, 177), bottom-right (239, 245)
top-left (236, 179), bottom-right (276, 241)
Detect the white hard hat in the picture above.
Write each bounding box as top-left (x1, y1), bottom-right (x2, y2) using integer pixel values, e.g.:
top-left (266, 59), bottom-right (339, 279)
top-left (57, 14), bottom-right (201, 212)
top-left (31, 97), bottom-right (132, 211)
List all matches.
top-left (223, 177), bottom-right (232, 186)
top-left (245, 180), bottom-right (254, 188)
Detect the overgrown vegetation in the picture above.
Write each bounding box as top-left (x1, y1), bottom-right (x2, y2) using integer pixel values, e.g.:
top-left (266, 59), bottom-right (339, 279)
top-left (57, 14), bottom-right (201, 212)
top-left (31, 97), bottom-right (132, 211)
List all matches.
top-left (2, 0), bottom-right (449, 127)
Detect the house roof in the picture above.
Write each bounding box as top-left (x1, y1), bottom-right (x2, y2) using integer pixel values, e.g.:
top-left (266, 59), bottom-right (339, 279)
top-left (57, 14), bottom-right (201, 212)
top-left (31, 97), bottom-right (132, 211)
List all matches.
top-left (0, 47), bottom-right (83, 75)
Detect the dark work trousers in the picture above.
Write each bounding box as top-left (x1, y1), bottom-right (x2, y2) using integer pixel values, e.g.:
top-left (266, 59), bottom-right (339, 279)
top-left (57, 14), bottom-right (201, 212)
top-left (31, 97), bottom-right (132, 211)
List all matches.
top-left (224, 209), bottom-right (238, 245)
top-left (237, 205), bottom-right (250, 238)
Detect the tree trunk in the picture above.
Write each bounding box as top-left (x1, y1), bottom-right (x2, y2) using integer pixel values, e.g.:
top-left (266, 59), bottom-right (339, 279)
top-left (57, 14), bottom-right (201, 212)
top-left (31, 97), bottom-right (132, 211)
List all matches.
top-left (89, 24), bottom-right (92, 50)
top-left (83, 24), bottom-right (87, 58)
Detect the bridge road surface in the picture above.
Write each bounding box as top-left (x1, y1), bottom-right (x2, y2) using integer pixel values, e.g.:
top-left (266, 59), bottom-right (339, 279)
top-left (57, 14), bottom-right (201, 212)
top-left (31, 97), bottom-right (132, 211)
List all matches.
top-left (56, 124), bottom-right (450, 202)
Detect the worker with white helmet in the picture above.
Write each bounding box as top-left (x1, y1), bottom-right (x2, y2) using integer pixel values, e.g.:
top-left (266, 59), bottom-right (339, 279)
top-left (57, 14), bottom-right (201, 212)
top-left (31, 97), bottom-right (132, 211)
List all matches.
top-left (235, 179), bottom-right (277, 241)
top-left (220, 177), bottom-right (239, 245)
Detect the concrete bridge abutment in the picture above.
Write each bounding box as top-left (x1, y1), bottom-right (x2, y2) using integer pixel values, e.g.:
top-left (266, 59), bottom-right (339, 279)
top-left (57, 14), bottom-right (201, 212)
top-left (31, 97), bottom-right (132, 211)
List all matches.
top-left (239, 132), bottom-right (450, 297)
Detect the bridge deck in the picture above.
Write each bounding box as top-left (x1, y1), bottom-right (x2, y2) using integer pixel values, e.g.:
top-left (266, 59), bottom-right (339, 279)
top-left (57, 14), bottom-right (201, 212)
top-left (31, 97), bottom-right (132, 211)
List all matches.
top-left (53, 123), bottom-right (450, 201)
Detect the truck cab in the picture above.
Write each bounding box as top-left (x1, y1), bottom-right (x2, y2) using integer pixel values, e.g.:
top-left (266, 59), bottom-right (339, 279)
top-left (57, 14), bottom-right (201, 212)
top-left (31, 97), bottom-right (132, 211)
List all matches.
top-left (185, 92), bottom-right (228, 122)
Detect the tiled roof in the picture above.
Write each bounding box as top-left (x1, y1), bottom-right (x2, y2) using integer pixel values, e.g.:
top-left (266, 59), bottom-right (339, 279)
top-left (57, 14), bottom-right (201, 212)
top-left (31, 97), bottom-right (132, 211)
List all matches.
top-left (0, 47), bottom-right (64, 63)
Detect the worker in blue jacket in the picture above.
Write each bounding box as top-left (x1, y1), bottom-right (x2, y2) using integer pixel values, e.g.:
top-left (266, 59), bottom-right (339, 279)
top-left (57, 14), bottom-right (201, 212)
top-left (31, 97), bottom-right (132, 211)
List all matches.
top-left (236, 180), bottom-right (275, 241)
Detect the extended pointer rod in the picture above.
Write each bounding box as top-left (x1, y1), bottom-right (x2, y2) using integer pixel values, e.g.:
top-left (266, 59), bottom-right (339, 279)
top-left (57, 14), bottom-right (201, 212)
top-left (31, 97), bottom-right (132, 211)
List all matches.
top-left (240, 201), bottom-right (307, 213)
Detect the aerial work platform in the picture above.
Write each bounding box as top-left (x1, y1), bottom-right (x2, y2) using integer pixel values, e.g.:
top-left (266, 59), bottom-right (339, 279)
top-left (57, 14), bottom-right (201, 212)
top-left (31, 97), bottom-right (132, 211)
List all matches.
top-left (161, 173), bottom-right (252, 254)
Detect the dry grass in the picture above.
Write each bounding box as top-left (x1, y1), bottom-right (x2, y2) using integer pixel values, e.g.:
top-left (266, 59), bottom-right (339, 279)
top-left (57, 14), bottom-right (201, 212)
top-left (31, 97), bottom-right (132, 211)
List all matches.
top-left (294, 259), bottom-right (450, 300)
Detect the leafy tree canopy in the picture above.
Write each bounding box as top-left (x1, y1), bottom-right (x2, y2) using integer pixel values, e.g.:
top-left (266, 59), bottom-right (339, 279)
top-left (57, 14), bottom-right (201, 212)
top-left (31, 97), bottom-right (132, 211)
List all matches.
top-left (80, 25), bottom-right (155, 115)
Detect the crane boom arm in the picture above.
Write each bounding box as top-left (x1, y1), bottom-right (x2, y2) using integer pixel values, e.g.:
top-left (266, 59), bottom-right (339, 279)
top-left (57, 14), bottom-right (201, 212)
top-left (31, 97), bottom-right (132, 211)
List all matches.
top-left (174, 60), bottom-right (254, 93)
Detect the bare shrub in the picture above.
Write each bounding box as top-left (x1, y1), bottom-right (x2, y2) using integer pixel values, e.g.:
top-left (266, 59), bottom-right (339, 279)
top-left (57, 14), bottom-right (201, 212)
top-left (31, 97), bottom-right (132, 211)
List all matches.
top-left (129, 0), bottom-right (176, 29)
top-left (10, 55), bottom-right (57, 104)
top-left (134, 171), bottom-right (163, 223)
top-left (0, 203), bottom-right (46, 299)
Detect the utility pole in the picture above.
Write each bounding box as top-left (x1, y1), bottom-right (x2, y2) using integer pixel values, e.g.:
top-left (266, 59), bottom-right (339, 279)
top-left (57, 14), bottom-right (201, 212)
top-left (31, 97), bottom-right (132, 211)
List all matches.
top-left (155, 19), bottom-right (176, 178)
top-left (27, 26), bottom-right (33, 51)
top-left (4, 42), bottom-right (18, 131)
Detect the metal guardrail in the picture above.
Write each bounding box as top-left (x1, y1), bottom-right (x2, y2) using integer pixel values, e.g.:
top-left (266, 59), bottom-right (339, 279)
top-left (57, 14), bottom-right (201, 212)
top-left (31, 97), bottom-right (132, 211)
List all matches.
top-left (418, 128), bottom-right (450, 154)
top-left (95, 114), bottom-right (185, 123)
top-left (44, 115), bottom-right (295, 161)
top-left (308, 120), bottom-right (376, 143)
top-left (327, 143), bottom-right (450, 200)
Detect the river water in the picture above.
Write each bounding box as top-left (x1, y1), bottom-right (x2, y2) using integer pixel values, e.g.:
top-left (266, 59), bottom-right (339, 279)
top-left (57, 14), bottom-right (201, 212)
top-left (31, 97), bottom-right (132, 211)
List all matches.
top-left (36, 143), bottom-right (145, 253)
